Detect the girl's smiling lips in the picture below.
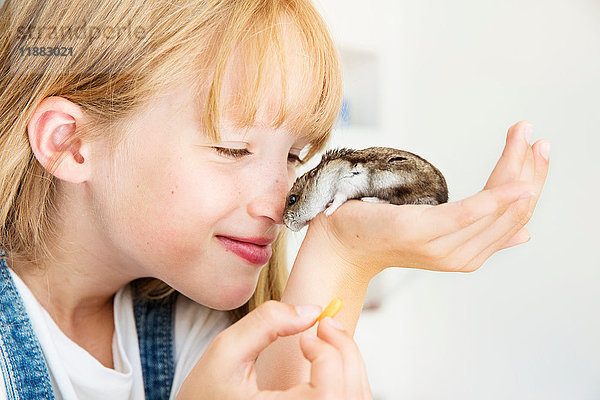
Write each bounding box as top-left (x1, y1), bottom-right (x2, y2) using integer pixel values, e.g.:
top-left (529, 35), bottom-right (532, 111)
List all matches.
top-left (216, 235), bottom-right (274, 265)
top-left (220, 235), bottom-right (277, 246)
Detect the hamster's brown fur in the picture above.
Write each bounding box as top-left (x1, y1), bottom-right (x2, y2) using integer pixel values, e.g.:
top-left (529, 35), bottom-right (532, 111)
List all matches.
top-left (283, 147), bottom-right (449, 232)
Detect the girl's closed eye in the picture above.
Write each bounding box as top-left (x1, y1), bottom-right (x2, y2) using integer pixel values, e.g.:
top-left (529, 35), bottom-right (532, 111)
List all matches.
top-left (211, 146), bottom-right (304, 165)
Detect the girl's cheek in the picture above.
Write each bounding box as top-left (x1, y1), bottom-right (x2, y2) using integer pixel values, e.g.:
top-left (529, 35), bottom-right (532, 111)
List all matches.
top-left (129, 161), bottom-right (239, 261)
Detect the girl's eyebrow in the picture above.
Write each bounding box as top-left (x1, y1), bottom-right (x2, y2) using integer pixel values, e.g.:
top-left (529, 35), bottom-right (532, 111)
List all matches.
top-left (225, 119), bottom-right (311, 147)
top-left (216, 141), bottom-right (248, 146)
top-left (202, 140), bottom-right (248, 147)
top-left (217, 115), bottom-right (313, 146)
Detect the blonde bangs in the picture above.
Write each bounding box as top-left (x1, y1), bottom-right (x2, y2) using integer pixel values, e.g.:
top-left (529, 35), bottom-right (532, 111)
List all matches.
top-left (202, 0), bottom-right (343, 164)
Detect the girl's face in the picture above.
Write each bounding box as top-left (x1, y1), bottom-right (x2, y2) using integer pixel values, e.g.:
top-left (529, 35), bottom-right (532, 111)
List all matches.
top-left (90, 73), bottom-right (309, 310)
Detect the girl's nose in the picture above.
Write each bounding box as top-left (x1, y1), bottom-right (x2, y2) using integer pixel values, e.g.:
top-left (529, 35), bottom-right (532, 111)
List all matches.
top-left (248, 162), bottom-right (295, 225)
top-left (246, 163), bottom-right (292, 225)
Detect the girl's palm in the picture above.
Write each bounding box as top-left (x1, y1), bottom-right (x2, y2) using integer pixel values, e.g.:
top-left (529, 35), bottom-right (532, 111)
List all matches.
top-left (305, 121), bottom-right (550, 277)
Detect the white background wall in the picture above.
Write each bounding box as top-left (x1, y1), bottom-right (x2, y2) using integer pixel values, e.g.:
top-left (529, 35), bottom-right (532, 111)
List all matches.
top-left (286, 1), bottom-right (600, 399)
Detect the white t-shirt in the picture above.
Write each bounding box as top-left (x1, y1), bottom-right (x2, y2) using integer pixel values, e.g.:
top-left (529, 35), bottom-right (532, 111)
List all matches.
top-left (0, 268), bottom-right (232, 400)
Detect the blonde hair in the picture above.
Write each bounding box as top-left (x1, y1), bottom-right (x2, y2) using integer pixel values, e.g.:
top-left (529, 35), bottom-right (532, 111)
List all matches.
top-left (0, 0), bottom-right (342, 321)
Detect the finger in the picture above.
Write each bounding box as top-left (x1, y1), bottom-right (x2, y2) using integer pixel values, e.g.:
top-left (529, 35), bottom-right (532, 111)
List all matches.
top-left (469, 139), bottom-right (549, 260)
top-left (212, 301), bottom-right (322, 366)
top-left (473, 139), bottom-right (549, 253)
top-left (421, 180), bottom-right (535, 241)
top-left (530, 139), bottom-right (551, 210)
top-left (459, 215), bottom-right (532, 271)
top-left (316, 317), bottom-right (372, 399)
top-left (478, 142), bottom-right (535, 259)
top-left (461, 140), bottom-right (550, 269)
top-left (423, 192), bottom-right (531, 270)
top-left (498, 227), bottom-right (530, 250)
top-left (519, 142), bottom-right (535, 184)
top-left (252, 384), bottom-right (314, 400)
top-left (514, 139), bottom-right (550, 235)
top-left (519, 142), bottom-right (536, 224)
top-left (484, 120), bottom-right (532, 189)
top-left (255, 333), bottom-right (348, 400)
top-left (447, 163), bottom-right (545, 271)
top-left (320, 318), bottom-right (372, 398)
top-left (443, 196), bottom-right (537, 272)
top-left (299, 330), bottom-right (344, 397)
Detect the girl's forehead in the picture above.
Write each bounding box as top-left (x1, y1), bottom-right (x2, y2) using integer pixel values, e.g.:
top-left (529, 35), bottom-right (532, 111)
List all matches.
top-left (217, 46), bottom-right (314, 136)
top-left (218, 117), bottom-right (310, 148)
top-left (191, 12), bottom-right (339, 150)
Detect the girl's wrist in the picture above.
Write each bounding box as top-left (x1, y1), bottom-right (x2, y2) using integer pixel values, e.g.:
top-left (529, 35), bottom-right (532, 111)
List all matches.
top-left (282, 221), bottom-right (374, 335)
top-left (297, 217), bottom-right (381, 284)
top-left (254, 223), bottom-right (374, 391)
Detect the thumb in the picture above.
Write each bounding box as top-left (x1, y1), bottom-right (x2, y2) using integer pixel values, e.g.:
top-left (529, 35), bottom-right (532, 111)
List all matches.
top-left (214, 300), bottom-right (322, 365)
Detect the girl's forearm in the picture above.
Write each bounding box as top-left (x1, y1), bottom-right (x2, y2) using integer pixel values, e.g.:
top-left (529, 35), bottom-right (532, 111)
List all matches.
top-left (254, 224), bottom-right (373, 390)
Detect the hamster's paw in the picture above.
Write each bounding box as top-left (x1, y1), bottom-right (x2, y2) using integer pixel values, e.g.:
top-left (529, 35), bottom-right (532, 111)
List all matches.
top-left (325, 193), bottom-right (349, 216)
top-left (360, 197), bottom-right (389, 204)
top-left (324, 202), bottom-right (342, 216)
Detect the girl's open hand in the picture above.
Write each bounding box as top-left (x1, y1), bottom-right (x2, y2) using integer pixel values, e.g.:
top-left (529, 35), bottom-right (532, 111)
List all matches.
top-left (306, 121), bottom-right (550, 278)
top-left (175, 300), bottom-right (373, 400)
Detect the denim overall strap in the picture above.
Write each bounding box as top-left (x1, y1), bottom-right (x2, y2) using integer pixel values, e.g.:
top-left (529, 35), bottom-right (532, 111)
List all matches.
top-left (0, 255), bottom-right (56, 400)
top-left (132, 284), bottom-right (177, 400)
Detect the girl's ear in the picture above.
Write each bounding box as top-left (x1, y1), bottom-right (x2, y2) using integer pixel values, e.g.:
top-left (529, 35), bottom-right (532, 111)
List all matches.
top-left (27, 96), bottom-right (92, 183)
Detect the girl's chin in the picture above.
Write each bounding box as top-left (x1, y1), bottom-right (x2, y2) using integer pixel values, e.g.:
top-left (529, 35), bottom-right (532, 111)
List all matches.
top-left (199, 280), bottom-right (259, 311)
top-left (206, 293), bottom-right (254, 311)
top-left (170, 263), bottom-right (264, 311)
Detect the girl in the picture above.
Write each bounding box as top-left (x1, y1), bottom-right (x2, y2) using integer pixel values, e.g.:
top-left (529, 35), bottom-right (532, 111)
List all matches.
top-left (0, 0), bottom-right (550, 399)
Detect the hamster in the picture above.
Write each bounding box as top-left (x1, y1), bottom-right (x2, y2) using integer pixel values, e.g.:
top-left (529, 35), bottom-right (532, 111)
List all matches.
top-left (283, 147), bottom-right (449, 232)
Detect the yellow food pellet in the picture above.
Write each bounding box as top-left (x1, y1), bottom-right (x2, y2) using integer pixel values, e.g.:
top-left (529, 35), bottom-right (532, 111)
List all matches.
top-left (317, 297), bottom-right (343, 321)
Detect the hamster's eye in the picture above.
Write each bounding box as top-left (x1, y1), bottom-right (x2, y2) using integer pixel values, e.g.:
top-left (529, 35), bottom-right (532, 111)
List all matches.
top-left (288, 194), bottom-right (297, 206)
top-left (388, 156), bottom-right (408, 163)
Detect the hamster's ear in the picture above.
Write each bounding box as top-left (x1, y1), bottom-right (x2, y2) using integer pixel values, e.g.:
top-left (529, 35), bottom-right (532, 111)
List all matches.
top-left (388, 156), bottom-right (408, 163)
